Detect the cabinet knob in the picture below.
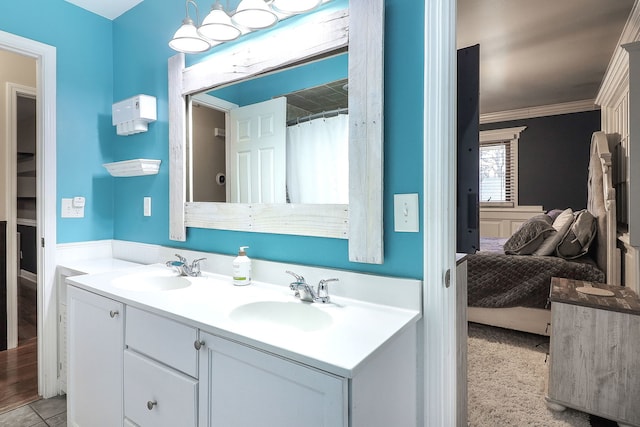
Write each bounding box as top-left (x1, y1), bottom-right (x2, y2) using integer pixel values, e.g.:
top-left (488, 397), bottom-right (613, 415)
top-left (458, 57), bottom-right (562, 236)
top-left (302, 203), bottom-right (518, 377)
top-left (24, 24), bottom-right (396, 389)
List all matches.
top-left (194, 340), bottom-right (205, 350)
top-left (147, 400), bottom-right (157, 410)
top-left (109, 310), bottom-right (119, 318)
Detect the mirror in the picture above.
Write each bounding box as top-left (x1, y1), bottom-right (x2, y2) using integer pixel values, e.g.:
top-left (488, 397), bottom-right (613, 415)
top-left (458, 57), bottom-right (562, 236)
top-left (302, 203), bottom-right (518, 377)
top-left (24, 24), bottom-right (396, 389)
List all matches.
top-left (169, 0), bottom-right (384, 263)
top-left (188, 53), bottom-right (348, 204)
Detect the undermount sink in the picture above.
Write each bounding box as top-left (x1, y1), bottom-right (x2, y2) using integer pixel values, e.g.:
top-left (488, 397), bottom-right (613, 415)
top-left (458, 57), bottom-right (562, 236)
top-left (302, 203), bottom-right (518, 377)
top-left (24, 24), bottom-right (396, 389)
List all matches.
top-left (229, 301), bottom-right (333, 332)
top-left (111, 271), bottom-right (193, 292)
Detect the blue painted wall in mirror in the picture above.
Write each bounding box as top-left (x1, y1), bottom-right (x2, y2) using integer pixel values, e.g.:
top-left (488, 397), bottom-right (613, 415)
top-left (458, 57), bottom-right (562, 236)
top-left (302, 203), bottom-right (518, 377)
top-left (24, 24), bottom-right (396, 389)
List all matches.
top-left (211, 53), bottom-right (348, 106)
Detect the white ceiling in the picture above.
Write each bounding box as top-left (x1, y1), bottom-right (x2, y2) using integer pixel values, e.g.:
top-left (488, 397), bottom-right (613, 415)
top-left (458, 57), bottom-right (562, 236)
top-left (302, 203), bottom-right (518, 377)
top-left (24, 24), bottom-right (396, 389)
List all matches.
top-left (458, 0), bottom-right (636, 115)
top-left (64, 0), bottom-right (142, 20)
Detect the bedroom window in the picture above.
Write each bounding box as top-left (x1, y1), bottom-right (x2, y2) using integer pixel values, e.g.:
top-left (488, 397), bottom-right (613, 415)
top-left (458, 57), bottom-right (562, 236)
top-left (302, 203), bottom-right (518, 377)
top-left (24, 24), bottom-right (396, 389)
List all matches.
top-left (479, 126), bottom-right (527, 208)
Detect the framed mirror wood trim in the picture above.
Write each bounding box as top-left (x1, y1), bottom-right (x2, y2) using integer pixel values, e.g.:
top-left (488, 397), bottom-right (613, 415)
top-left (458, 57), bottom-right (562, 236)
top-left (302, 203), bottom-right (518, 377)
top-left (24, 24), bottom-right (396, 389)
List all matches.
top-left (168, 0), bottom-right (384, 264)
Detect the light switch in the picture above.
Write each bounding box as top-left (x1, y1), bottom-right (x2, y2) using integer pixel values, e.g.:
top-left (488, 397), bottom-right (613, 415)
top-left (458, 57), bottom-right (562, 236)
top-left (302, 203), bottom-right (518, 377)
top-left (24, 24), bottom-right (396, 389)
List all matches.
top-left (394, 193), bottom-right (419, 232)
top-left (144, 197), bottom-right (152, 217)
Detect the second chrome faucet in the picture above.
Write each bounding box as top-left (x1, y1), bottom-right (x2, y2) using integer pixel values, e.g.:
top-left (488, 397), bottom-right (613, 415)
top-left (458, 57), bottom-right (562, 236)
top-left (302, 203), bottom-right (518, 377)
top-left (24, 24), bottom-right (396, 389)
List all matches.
top-left (166, 254), bottom-right (206, 277)
top-left (286, 271), bottom-right (338, 303)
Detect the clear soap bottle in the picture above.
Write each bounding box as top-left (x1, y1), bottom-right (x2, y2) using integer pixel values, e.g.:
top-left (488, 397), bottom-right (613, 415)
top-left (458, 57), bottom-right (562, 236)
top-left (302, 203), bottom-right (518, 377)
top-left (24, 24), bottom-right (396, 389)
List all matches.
top-left (232, 246), bottom-right (251, 286)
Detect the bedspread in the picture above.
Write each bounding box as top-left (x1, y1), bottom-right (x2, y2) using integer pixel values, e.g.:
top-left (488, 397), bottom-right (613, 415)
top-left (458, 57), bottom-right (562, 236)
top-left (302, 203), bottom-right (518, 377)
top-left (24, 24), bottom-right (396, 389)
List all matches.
top-left (467, 252), bottom-right (605, 309)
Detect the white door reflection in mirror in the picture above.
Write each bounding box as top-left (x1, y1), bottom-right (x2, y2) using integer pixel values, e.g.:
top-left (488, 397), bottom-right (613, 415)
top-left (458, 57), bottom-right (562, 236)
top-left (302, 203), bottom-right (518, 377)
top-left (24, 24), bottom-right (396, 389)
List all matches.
top-left (228, 97), bottom-right (287, 203)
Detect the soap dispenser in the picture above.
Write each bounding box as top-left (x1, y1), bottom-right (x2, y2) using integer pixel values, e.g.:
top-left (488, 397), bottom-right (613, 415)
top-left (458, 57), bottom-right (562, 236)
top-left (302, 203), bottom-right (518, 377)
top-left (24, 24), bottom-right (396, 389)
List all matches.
top-left (232, 246), bottom-right (252, 286)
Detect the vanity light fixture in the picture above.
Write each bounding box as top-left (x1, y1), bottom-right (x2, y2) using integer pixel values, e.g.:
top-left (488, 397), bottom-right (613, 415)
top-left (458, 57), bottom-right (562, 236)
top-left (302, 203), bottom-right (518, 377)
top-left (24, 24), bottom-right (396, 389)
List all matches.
top-left (169, 0), bottom-right (211, 53)
top-left (199, 1), bottom-right (242, 41)
top-left (232, 0), bottom-right (278, 29)
top-left (271, 0), bottom-right (322, 14)
top-left (169, 0), bottom-right (326, 53)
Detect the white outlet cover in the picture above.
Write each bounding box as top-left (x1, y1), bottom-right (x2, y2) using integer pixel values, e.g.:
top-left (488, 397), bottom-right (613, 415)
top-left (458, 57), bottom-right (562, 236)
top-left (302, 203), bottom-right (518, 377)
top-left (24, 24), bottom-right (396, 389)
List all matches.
top-left (394, 193), bottom-right (419, 232)
top-left (61, 198), bottom-right (85, 218)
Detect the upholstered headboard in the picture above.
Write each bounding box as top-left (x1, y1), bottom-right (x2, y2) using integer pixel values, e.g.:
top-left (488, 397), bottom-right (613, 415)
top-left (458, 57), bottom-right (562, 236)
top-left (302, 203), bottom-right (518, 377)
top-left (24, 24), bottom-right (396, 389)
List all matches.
top-left (587, 131), bottom-right (620, 285)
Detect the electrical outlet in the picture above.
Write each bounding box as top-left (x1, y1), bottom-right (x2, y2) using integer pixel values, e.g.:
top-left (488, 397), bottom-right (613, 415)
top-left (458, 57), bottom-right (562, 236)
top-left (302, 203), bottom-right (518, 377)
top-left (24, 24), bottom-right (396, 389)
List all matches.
top-left (61, 198), bottom-right (84, 218)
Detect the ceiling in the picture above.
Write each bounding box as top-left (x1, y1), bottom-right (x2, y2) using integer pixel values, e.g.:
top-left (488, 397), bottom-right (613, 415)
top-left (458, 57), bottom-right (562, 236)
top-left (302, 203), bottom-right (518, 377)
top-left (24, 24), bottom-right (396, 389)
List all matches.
top-left (458, 0), bottom-right (636, 115)
top-left (282, 78), bottom-right (348, 122)
top-left (64, 0), bottom-right (142, 20)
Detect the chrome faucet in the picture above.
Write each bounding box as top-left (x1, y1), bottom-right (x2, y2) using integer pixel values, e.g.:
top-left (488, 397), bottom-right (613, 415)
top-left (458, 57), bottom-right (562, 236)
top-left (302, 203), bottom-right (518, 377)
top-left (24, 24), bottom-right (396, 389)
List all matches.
top-left (286, 271), bottom-right (338, 303)
top-left (166, 254), bottom-right (206, 277)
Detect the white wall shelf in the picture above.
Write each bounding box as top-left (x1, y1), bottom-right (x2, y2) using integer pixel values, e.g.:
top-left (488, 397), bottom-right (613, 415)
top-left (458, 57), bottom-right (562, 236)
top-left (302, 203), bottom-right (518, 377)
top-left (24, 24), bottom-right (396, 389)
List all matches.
top-left (103, 159), bottom-right (160, 177)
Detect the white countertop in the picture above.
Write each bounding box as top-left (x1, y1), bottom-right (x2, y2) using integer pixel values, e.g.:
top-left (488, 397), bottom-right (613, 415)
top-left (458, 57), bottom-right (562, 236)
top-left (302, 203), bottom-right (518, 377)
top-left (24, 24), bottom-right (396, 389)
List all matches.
top-left (66, 263), bottom-right (421, 378)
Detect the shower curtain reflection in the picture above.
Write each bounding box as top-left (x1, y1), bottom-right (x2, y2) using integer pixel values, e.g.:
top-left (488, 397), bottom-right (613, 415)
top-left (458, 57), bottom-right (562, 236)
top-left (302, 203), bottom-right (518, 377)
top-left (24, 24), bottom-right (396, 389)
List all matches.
top-left (286, 113), bottom-right (349, 204)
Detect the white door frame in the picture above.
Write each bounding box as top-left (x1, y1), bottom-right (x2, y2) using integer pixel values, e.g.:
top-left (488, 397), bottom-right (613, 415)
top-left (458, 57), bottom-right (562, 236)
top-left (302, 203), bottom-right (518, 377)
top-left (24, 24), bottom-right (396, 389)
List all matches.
top-left (6, 83), bottom-right (37, 349)
top-left (0, 30), bottom-right (58, 398)
top-left (423, 0), bottom-right (458, 426)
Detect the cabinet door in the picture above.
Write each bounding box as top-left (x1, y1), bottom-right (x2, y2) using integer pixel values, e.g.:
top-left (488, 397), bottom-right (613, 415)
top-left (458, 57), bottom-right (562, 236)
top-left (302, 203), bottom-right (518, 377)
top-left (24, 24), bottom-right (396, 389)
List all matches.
top-left (198, 332), bottom-right (347, 427)
top-left (68, 286), bottom-right (124, 427)
top-left (124, 350), bottom-right (198, 427)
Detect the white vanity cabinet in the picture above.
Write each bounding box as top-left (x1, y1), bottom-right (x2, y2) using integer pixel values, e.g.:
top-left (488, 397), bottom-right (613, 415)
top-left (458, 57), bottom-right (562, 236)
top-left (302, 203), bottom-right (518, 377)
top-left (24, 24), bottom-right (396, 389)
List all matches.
top-left (198, 332), bottom-right (347, 427)
top-left (124, 306), bottom-right (199, 427)
top-left (66, 264), bottom-right (420, 427)
top-left (67, 286), bottom-right (124, 427)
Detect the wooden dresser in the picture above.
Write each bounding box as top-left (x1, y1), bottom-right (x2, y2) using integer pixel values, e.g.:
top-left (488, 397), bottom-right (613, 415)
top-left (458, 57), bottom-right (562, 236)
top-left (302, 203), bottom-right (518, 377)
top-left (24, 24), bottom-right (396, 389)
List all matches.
top-left (546, 277), bottom-right (640, 427)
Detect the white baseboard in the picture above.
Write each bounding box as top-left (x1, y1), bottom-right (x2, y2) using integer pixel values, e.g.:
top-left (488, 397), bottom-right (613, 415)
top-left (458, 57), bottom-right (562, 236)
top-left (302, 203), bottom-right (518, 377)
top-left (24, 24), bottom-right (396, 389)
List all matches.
top-left (56, 240), bottom-right (114, 265)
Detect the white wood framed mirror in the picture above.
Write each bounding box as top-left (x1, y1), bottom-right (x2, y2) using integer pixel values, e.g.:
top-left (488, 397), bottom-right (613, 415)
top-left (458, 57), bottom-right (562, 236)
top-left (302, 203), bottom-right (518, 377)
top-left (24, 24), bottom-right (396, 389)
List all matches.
top-left (168, 0), bottom-right (383, 263)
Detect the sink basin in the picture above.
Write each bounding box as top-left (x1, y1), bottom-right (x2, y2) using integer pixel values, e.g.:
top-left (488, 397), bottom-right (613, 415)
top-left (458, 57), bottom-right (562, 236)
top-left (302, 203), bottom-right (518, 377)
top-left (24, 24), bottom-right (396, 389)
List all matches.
top-left (229, 301), bottom-right (333, 332)
top-left (111, 272), bottom-right (192, 292)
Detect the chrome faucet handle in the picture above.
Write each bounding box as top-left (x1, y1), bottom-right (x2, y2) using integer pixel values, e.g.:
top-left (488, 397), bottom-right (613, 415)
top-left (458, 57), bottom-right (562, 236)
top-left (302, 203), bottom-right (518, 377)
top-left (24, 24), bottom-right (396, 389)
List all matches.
top-left (191, 257), bottom-right (206, 267)
top-left (286, 270), bottom-right (306, 298)
top-left (174, 254), bottom-right (187, 264)
top-left (285, 270), bottom-right (305, 283)
top-left (316, 278), bottom-right (339, 303)
top-left (189, 258), bottom-right (206, 276)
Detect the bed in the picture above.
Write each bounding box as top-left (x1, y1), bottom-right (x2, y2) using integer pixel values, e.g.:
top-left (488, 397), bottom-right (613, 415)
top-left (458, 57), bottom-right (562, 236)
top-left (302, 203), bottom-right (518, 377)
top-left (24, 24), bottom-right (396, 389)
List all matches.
top-left (467, 131), bottom-right (621, 336)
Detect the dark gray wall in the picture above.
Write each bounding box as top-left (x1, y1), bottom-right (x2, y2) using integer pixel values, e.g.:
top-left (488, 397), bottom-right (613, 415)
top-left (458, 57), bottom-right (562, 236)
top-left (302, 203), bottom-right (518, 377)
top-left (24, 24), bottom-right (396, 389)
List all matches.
top-left (480, 110), bottom-right (601, 211)
top-left (18, 225), bottom-right (36, 274)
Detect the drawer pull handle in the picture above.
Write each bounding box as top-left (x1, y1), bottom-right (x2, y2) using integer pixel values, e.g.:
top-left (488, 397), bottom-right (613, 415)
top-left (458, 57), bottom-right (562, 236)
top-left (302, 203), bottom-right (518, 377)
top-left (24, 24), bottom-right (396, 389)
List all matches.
top-left (194, 340), bottom-right (205, 350)
top-left (147, 400), bottom-right (157, 410)
top-left (109, 310), bottom-right (119, 318)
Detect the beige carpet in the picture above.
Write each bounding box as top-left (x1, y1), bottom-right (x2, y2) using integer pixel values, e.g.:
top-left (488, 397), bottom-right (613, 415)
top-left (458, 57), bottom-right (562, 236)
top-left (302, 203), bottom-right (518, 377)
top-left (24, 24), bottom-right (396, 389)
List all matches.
top-left (467, 322), bottom-right (592, 427)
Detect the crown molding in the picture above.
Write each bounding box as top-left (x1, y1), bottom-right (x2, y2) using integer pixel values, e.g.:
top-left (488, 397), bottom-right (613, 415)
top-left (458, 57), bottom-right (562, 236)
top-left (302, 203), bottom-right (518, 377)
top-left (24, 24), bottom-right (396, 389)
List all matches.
top-left (596, 0), bottom-right (640, 107)
top-left (480, 99), bottom-right (599, 124)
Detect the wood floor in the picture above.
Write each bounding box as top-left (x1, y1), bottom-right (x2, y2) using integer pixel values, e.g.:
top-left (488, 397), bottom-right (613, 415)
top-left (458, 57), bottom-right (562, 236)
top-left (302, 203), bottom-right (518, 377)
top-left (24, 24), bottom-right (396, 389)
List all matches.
top-left (0, 338), bottom-right (38, 414)
top-left (0, 277), bottom-right (39, 414)
top-left (18, 278), bottom-right (37, 344)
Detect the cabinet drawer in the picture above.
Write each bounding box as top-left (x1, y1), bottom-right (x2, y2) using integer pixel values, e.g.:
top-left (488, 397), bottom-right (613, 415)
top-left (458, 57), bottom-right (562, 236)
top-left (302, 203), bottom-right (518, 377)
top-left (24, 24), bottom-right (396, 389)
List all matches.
top-left (124, 350), bottom-right (198, 427)
top-left (125, 306), bottom-right (198, 377)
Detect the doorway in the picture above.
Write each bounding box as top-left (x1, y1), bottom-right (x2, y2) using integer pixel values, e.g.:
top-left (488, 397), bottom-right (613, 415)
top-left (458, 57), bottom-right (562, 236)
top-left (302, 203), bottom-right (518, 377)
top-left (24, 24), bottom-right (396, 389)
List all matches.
top-left (0, 29), bottom-right (58, 402)
top-left (16, 93), bottom-right (38, 347)
top-left (1, 51), bottom-right (39, 412)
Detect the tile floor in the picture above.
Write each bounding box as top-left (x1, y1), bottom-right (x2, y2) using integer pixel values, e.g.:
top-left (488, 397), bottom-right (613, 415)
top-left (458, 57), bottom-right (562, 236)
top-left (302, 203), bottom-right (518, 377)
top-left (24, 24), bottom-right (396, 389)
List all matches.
top-left (0, 395), bottom-right (66, 427)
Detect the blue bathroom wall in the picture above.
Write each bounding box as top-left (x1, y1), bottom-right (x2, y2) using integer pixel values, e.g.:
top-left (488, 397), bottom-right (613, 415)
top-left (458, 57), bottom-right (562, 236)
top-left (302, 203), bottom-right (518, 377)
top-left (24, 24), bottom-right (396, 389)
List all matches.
top-left (0, 0), bottom-right (115, 242)
top-left (111, 0), bottom-right (425, 279)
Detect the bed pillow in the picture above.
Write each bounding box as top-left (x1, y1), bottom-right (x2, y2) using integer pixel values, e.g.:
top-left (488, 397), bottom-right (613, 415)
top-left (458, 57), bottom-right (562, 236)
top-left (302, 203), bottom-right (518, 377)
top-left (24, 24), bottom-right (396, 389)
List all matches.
top-left (556, 210), bottom-right (597, 259)
top-left (503, 217), bottom-right (554, 255)
top-left (546, 209), bottom-right (564, 221)
top-left (533, 208), bottom-right (574, 256)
